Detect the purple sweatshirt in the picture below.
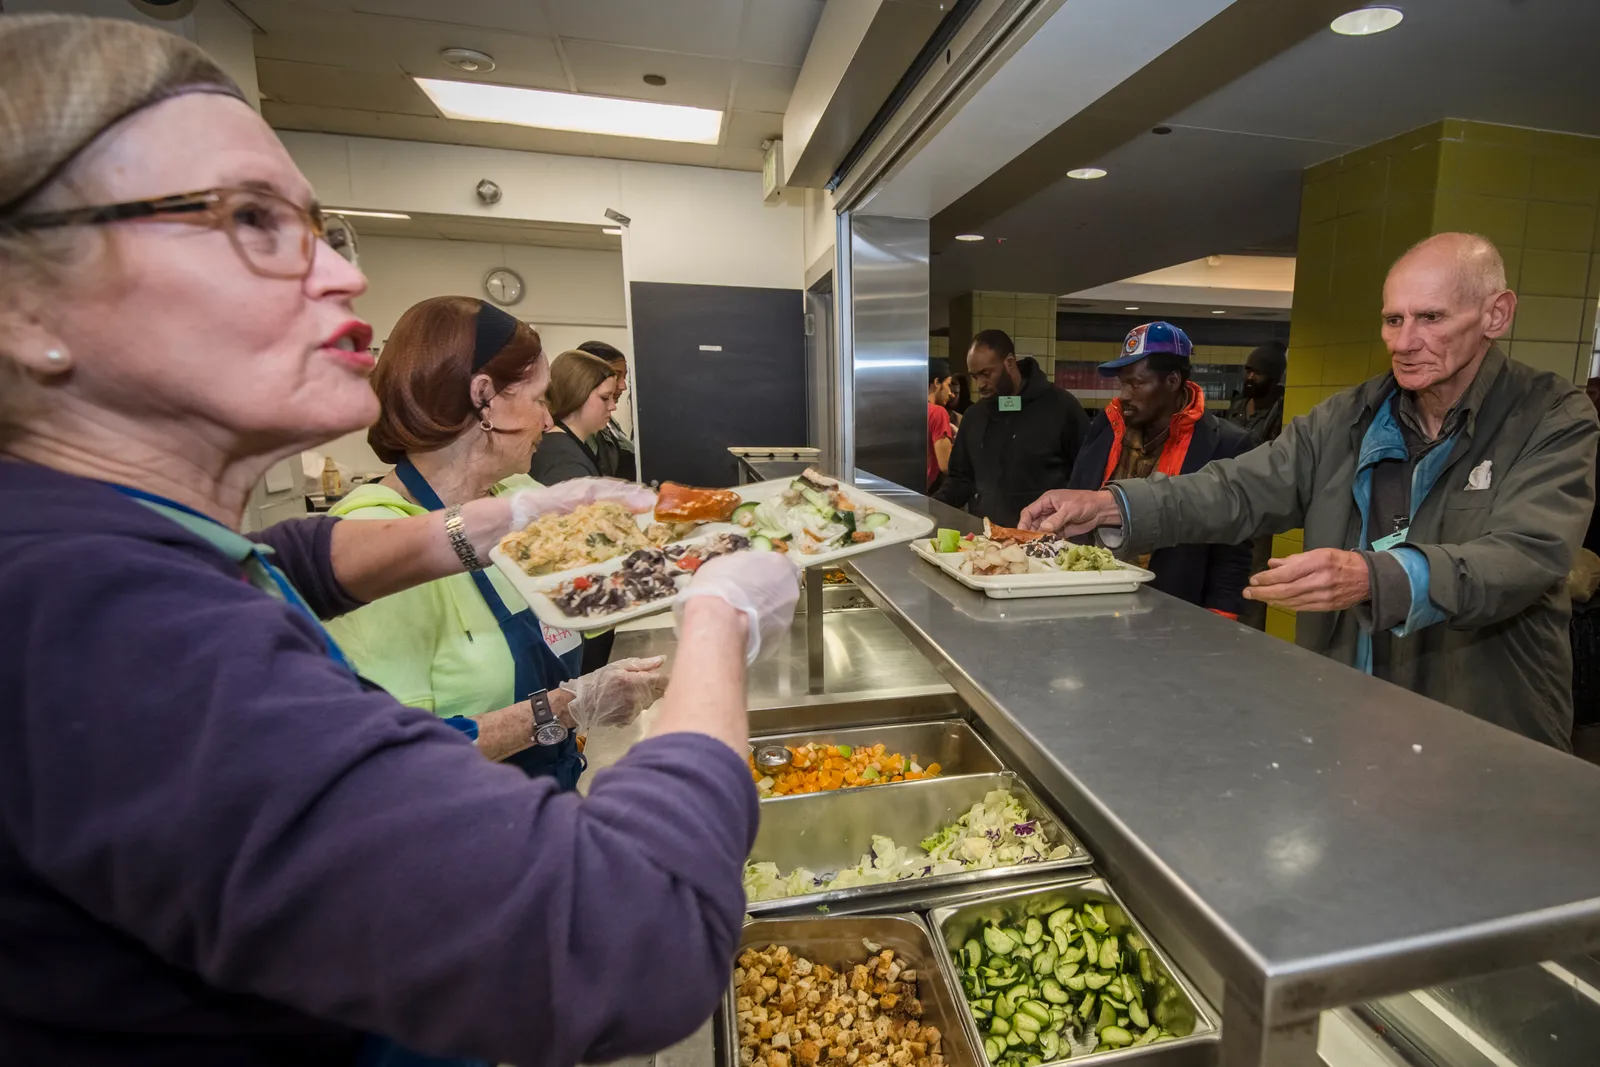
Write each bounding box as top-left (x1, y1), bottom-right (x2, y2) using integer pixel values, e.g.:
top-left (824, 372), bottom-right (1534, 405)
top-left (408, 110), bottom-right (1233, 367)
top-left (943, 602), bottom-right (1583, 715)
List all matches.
top-left (0, 463), bottom-right (759, 1066)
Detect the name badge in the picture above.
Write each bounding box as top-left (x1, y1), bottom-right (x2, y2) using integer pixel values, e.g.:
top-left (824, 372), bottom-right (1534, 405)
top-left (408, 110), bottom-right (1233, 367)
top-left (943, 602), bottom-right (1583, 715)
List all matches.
top-left (540, 621), bottom-right (582, 655)
top-left (998, 396), bottom-right (1022, 412)
top-left (1372, 527), bottom-right (1410, 552)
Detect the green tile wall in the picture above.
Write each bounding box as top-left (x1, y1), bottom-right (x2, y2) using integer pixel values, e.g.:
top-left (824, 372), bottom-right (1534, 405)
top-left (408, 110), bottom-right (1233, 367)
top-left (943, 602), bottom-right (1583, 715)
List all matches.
top-left (1277, 118), bottom-right (1600, 641)
top-left (947, 291), bottom-right (1059, 375)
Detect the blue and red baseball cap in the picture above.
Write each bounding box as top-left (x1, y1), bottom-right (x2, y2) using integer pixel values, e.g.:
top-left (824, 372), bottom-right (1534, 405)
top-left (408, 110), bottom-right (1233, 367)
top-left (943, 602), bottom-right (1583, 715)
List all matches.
top-left (1099, 321), bottom-right (1193, 375)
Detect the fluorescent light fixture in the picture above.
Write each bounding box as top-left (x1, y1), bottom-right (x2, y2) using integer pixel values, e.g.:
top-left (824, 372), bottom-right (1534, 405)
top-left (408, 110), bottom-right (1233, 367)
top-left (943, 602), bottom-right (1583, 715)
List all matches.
top-left (1330, 6), bottom-right (1403, 35)
top-left (414, 77), bottom-right (722, 144)
top-left (324, 208), bottom-right (411, 219)
top-left (955, 233), bottom-right (985, 242)
top-left (1123, 306), bottom-right (1140, 311)
top-left (1067, 167), bottom-right (1107, 180)
top-left (602, 227), bottom-right (624, 236)
top-left (1211, 309), bottom-right (1227, 314)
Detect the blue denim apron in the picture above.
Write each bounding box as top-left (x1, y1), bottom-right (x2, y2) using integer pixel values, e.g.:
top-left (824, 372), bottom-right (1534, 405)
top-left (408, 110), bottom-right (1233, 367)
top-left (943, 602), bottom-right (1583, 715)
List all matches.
top-left (391, 461), bottom-right (586, 788)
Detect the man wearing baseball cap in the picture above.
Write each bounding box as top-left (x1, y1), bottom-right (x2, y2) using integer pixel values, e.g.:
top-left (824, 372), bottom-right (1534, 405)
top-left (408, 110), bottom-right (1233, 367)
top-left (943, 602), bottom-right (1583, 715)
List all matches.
top-left (1065, 323), bottom-right (1254, 616)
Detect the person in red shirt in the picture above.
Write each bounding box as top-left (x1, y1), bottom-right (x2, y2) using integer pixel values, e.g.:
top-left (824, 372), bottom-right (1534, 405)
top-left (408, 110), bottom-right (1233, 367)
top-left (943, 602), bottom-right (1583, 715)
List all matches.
top-left (928, 357), bottom-right (957, 491)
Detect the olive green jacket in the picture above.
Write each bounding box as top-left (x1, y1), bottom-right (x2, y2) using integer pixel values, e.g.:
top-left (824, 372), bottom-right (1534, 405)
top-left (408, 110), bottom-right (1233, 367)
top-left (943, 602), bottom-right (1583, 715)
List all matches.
top-left (1112, 348), bottom-right (1598, 750)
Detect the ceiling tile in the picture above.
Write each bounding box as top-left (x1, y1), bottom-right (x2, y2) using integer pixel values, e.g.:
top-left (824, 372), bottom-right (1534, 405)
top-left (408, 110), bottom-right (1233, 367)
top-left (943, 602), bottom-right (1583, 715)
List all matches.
top-left (264, 101), bottom-right (601, 157)
top-left (732, 60), bottom-right (799, 114)
top-left (561, 40), bottom-right (733, 111)
top-left (349, 0), bottom-right (556, 35)
top-left (725, 109), bottom-right (785, 150)
top-left (241, 2), bottom-right (568, 89)
top-left (741, 0), bottom-right (824, 67)
top-left (545, 0), bottom-right (745, 58)
top-left (258, 59), bottom-right (436, 116)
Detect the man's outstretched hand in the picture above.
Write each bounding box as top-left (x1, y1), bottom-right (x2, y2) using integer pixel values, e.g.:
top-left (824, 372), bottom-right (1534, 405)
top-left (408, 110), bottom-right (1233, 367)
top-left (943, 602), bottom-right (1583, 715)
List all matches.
top-left (1244, 548), bottom-right (1369, 612)
top-left (1018, 489), bottom-right (1121, 536)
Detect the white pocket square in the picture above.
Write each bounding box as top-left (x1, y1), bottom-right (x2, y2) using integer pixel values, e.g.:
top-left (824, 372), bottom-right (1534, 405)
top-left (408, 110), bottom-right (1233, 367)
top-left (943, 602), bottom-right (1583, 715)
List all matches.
top-left (1465, 460), bottom-right (1492, 491)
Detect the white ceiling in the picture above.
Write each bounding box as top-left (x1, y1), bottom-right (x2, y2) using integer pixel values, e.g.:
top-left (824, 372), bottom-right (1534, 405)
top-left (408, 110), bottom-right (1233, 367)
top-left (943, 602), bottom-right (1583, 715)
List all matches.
top-left (929, 0), bottom-right (1600, 324)
top-left (245, 0), bottom-right (826, 171)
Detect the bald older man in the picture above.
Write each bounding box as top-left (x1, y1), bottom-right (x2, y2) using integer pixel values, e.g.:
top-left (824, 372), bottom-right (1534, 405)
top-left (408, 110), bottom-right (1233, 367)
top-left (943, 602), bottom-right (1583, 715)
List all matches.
top-left (1022, 233), bottom-right (1599, 750)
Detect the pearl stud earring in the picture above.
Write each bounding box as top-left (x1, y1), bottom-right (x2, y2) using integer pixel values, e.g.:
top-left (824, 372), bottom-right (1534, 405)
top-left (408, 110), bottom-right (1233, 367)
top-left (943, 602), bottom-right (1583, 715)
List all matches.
top-left (45, 350), bottom-right (64, 363)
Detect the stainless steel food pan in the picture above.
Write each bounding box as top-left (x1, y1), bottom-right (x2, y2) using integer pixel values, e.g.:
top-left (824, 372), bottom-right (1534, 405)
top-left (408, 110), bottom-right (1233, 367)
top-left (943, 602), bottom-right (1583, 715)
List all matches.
top-left (745, 772), bottom-right (1092, 915)
top-left (748, 720), bottom-right (1006, 797)
top-left (727, 914), bottom-right (981, 1067)
top-left (927, 878), bottom-right (1219, 1067)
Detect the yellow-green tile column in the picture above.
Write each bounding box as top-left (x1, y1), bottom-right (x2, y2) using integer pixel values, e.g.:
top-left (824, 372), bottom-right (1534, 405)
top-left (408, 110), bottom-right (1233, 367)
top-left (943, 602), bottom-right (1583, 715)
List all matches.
top-left (1276, 118), bottom-right (1600, 641)
top-left (948, 291), bottom-right (1059, 374)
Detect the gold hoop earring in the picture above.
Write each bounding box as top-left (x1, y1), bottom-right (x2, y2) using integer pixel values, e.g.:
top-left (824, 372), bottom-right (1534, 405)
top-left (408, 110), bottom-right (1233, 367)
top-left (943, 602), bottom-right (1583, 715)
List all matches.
top-left (480, 416), bottom-right (494, 431)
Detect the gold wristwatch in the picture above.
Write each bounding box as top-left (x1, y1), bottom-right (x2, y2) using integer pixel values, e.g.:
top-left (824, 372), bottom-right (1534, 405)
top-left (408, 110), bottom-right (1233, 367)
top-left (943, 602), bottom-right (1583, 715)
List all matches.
top-left (443, 503), bottom-right (485, 571)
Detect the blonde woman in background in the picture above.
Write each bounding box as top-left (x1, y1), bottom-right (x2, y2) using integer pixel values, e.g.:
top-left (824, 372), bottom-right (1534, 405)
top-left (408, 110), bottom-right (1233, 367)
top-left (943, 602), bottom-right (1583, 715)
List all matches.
top-left (530, 349), bottom-right (622, 485)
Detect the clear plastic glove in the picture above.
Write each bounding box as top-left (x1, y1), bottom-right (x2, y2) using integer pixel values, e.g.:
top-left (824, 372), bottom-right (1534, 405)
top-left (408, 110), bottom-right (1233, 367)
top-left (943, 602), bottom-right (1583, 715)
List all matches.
top-left (674, 552), bottom-right (800, 664)
top-left (560, 656), bottom-right (668, 732)
top-left (507, 478), bottom-right (656, 532)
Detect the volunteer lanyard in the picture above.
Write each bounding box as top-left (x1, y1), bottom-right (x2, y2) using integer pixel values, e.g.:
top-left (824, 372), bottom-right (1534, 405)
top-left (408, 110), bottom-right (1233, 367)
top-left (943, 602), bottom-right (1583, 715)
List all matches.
top-left (109, 485), bottom-right (356, 674)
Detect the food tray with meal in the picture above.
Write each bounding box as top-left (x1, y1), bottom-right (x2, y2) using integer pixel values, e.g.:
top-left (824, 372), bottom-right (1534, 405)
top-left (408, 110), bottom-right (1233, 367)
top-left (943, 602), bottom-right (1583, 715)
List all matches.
top-left (747, 721), bottom-right (1006, 799)
top-left (489, 469), bottom-right (935, 629)
top-left (912, 523), bottom-right (1155, 600)
top-left (928, 878), bottom-right (1218, 1066)
top-left (742, 773), bottom-right (1091, 915)
top-left (727, 914), bottom-right (981, 1067)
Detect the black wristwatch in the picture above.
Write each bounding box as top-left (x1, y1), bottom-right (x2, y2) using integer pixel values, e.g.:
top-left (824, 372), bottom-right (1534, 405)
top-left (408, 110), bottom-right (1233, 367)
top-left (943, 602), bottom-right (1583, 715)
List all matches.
top-left (530, 689), bottom-right (568, 747)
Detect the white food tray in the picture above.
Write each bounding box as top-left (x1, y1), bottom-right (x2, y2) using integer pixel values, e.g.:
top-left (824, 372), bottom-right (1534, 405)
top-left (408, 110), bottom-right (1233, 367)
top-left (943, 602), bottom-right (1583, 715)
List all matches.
top-left (910, 537), bottom-right (1156, 599)
top-left (490, 477), bottom-right (935, 629)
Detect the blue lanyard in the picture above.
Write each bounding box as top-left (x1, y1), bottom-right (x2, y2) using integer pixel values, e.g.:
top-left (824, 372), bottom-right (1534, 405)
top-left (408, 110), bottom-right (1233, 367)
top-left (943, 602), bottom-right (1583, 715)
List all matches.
top-left (107, 484), bottom-right (356, 675)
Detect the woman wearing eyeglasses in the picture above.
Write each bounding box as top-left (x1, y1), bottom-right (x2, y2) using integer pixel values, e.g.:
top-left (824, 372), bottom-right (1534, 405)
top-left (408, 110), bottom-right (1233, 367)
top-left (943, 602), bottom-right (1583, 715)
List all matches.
top-left (0, 14), bottom-right (799, 1067)
top-left (323, 296), bottom-right (665, 788)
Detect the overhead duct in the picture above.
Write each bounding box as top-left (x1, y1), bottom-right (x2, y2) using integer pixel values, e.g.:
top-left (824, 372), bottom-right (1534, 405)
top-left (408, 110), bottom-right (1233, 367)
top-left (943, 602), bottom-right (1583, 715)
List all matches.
top-left (781, 0), bottom-right (948, 189)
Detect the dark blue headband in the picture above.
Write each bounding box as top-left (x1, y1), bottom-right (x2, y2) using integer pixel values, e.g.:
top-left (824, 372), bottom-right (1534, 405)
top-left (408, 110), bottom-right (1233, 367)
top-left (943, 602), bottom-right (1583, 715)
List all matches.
top-left (473, 302), bottom-right (520, 371)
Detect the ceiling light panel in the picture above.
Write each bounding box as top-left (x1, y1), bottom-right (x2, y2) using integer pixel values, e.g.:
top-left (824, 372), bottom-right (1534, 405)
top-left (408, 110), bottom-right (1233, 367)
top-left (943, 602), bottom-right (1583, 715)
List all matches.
top-left (955, 234), bottom-right (985, 242)
top-left (1067, 167), bottom-right (1107, 180)
top-left (1330, 7), bottom-right (1403, 36)
top-left (325, 208), bottom-right (411, 219)
top-left (414, 78), bottom-right (723, 144)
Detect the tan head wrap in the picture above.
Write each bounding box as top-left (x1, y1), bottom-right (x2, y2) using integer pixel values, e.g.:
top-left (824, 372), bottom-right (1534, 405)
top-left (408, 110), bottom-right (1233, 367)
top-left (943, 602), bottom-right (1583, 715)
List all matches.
top-left (0, 13), bottom-right (243, 215)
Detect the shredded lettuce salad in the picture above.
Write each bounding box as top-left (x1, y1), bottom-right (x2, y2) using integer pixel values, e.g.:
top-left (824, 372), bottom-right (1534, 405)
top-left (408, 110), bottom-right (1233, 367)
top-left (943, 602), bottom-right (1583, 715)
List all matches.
top-left (743, 790), bottom-right (1073, 903)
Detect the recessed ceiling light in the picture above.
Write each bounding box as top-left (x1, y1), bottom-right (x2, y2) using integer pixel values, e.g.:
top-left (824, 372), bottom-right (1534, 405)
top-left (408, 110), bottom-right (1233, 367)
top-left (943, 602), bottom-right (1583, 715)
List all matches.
top-left (413, 78), bottom-right (723, 143)
top-left (324, 208), bottom-right (411, 219)
top-left (1123, 306), bottom-right (1140, 311)
top-left (1211, 309), bottom-right (1227, 315)
top-left (1330, 6), bottom-right (1403, 35)
top-left (1067, 167), bottom-right (1107, 180)
top-left (954, 234), bottom-right (984, 242)
top-left (642, 73), bottom-right (667, 87)
top-left (440, 47), bottom-right (496, 73)
top-left (602, 227), bottom-right (623, 236)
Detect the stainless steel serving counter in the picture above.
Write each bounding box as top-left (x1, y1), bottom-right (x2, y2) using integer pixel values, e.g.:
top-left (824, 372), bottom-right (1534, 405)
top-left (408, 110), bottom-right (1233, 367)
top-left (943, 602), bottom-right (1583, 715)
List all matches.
top-left (841, 488), bottom-right (1600, 1067)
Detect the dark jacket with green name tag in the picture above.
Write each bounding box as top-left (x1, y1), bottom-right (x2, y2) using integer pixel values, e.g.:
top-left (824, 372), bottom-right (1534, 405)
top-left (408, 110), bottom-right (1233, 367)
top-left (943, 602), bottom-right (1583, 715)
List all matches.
top-left (936, 357), bottom-right (1090, 528)
top-left (1111, 347), bottom-right (1598, 750)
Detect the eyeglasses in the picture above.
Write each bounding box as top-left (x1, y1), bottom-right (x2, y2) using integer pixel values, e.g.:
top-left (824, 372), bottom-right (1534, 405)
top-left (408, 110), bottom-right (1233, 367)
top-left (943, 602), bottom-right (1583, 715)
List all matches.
top-left (4, 186), bottom-right (327, 280)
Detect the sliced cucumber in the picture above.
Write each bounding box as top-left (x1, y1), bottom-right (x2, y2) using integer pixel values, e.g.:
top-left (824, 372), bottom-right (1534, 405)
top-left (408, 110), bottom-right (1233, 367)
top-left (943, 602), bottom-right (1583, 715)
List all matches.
top-left (1063, 974), bottom-right (1087, 992)
top-left (984, 926), bottom-right (1017, 955)
top-left (1077, 993), bottom-right (1096, 1020)
top-left (1040, 979), bottom-right (1070, 1005)
top-left (1098, 935), bottom-right (1119, 971)
top-left (1059, 943), bottom-right (1085, 964)
top-left (1138, 948), bottom-right (1156, 984)
top-left (1023, 918), bottom-right (1044, 945)
top-left (984, 1036), bottom-right (1005, 1062)
top-left (1019, 1001), bottom-right (1051, 1025)
top-left (749, 534), bottom-right (773, 552)
top-left (1128, 999), bottom-right (1150, 1030)
top-left (989, 1016), bottom-right (1011, 1036)
top-left (730, 501), bottom-right (761, 526)
top-left (1080, 929), bottom-right (1098, 964)
top-left (1038, 1032), bottom-right (1060, 1061)
top-left (1032, 948), bottom-right (1056, 976)
top-left (1083, 973), bottom-right (1112, 991)
top-left (862, 511), bottom-right (891, 530)
top-left (963, 939), bottom-right (983, 969)
top-left (1099, 1025), bottom-right (1134, 1048)
top-left (1096, 1000), bottom-right (1116, 1032)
